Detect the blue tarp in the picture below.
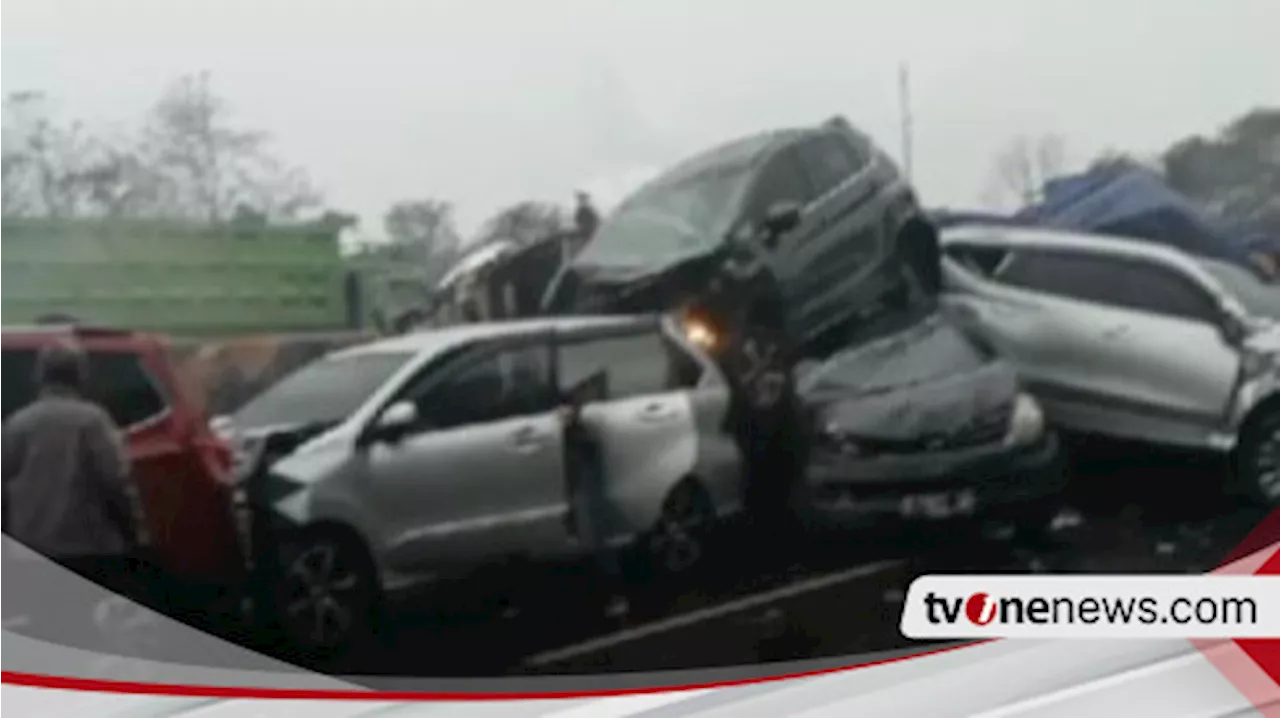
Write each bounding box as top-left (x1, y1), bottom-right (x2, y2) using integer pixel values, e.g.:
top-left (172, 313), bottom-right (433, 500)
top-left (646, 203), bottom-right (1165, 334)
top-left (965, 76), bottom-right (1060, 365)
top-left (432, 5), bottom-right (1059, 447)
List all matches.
top-left (1013, 166), bottom-right (1261, 265)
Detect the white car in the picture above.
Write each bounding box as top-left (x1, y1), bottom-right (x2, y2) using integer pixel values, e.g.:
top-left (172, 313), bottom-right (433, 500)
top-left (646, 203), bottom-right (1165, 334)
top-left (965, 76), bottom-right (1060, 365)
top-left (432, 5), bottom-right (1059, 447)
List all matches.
top-left (940, 225), bottom-right (1280, 506)
top-left (225, 315), bottom-right (745, 655)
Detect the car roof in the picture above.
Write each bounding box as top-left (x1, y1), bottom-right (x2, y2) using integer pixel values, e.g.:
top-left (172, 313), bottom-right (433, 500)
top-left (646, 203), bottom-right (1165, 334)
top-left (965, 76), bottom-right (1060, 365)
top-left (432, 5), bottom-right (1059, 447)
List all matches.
top-left (329, 316), bottom-right (658, 359)
top-left (941, 224), bottom-right (1202, 268)
top-left (655, 127), bottom-right (809, 186)
top-left (940, 224), bottom-right (1245, 301)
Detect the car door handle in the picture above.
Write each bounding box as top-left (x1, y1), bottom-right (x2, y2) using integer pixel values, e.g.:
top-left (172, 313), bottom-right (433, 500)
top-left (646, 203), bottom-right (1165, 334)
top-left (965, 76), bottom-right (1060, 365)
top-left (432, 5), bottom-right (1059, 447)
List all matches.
top-left (636, 402), bottom-right (678, 422)
top-left (1101, 325), bottom-right (1131, 340)
top-left (509, 426), bottom-right (547, 452)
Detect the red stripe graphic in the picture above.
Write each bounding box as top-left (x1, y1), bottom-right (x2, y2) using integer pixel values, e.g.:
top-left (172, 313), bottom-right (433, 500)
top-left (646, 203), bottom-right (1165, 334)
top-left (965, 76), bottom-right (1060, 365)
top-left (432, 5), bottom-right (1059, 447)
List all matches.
top-left (1, 642), bottom-right (984, 700)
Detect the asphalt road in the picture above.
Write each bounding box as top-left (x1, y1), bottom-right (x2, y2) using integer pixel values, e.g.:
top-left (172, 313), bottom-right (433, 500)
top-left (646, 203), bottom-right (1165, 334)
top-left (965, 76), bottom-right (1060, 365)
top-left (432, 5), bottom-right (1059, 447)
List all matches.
top-left (322, 436), bottom-right (1269, 678)
top-left (11, 303), bottom-right (1267, 679)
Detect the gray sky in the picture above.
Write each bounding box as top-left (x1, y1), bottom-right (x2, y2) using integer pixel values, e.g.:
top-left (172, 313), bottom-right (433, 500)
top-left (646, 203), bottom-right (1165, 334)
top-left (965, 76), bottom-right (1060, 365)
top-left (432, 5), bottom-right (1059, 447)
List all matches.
top-left (4, 0), bottom-right (1278, 240)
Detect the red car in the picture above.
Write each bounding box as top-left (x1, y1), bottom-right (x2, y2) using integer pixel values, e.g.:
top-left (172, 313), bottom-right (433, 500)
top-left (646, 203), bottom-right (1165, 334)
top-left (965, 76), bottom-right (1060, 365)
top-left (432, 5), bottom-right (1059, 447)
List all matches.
top-left (2, 324), bottom-right (246, 589)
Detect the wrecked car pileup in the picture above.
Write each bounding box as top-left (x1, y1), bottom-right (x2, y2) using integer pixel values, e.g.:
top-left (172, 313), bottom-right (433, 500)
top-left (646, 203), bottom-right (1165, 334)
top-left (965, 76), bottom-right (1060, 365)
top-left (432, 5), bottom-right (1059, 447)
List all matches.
top-left (539, 115), bottom-right (942, 519)
top-left (793, 311), bottom-right (1064, 533)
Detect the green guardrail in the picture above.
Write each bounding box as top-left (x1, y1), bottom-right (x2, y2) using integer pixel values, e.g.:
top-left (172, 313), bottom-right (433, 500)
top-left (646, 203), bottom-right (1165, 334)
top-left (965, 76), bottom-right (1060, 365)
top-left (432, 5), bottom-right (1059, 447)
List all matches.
top-left (1, 217), bottom-right (350, 336)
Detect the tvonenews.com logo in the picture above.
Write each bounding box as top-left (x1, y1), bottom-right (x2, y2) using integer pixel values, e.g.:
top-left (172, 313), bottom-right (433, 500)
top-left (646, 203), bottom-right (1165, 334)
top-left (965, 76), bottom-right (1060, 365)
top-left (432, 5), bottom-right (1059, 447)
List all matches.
top-left (926, 590), bottom-right (1255, 627)
top-left (900, 576), bottom-right (1280, 639)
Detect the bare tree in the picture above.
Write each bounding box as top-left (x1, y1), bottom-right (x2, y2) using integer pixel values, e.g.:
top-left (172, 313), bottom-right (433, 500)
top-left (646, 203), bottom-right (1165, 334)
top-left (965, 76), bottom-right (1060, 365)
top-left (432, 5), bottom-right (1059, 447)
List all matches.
top-left (143, 71), bottom-right (320, 222)
top-left (475, 200), bottom-right (566, 246)
top-left (2, 91), bottom-right (103, 217)
top-left (2, 146), bottom-right (30, 215)
top-left (384, 198), bottom-right (461, 260)
top-left (990, 134), bottom-right (1068, 207)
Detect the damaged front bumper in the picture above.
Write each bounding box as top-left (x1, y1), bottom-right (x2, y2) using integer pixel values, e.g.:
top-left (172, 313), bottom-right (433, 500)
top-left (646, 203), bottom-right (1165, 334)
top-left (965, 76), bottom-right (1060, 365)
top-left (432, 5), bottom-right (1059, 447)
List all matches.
top-left (796, 431), bottom-right (1065, 530)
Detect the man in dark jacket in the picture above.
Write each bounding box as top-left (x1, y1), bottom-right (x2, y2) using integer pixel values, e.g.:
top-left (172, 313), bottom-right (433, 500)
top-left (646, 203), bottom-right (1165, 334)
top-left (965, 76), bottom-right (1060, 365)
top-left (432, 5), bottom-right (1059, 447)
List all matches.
top-left (573, 191), bottom-right (601, 240)
top-left (2, 341), bottom-right (146, 598)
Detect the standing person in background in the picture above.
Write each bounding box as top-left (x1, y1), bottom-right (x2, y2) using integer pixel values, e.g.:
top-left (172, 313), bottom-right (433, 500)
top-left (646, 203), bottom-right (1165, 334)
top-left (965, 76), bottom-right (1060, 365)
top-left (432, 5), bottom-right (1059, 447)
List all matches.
top-left (573, 191), bottom-right (601, 240)
top-left (2, 341), bottom-right (149, 604)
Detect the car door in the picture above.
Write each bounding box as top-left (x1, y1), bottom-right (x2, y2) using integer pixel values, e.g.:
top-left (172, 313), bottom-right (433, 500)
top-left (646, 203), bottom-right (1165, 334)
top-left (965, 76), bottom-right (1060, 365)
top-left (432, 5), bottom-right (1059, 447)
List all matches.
top-left (942, 245), bottom-right (1093, 403)
top-left (1084, 256), bottom-right (1241, 442)
top-left (961, 246), bottom-right (1239, 444)
top-left (364, 337), bottom-right (568, 574)
top-left (740, 146), bottom-right (821, 330)
top-left (555, 323), bottom-right (701, 537)
top-left (791, 132), bottom-right (886, 332)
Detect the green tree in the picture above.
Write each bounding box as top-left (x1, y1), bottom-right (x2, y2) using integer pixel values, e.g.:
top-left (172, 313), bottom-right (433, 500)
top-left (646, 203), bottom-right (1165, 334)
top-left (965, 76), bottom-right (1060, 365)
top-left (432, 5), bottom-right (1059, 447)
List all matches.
top-left (383, 198), bottom-right (461, 260)
top-left (1163, 107), bottom-right (1280, 232)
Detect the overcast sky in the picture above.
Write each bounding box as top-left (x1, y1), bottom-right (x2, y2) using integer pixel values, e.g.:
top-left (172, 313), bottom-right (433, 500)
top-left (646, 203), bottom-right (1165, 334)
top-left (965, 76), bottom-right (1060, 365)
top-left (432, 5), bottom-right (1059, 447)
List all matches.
top-left (3, 0), bottom-right (1278, 240)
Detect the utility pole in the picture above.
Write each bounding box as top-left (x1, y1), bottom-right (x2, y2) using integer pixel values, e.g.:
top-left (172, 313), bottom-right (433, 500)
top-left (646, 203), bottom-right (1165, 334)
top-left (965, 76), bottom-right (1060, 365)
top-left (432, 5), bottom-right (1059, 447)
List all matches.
top-left (898, 62), bottom-right (914, 182)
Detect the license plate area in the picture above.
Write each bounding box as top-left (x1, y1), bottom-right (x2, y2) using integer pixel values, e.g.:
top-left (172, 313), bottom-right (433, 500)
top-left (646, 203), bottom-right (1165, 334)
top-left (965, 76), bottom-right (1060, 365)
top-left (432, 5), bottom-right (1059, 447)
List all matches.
top-left (900, 488), bottom-right (977, 519)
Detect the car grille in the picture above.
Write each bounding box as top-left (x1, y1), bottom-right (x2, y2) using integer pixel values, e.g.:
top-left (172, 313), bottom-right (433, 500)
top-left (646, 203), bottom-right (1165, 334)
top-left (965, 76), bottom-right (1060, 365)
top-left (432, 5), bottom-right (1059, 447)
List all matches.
top-left (943, 403), bottom-right (1012, 449)
top-left (853, 402), bottom-right (1011, 455)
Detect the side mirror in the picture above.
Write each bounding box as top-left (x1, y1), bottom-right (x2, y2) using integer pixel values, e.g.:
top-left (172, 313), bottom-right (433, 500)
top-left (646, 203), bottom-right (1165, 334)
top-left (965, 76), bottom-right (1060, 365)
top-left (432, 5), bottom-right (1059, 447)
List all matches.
top-left (371, 401), bottom-right (418, 442)
top-left (761, 201), bottom-right (802, 247)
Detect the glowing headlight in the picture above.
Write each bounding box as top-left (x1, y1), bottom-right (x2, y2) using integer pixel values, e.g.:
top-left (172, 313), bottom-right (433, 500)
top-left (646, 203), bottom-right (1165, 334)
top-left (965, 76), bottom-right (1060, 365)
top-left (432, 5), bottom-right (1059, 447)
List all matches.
top-left (683, 315), bottom-right (720, 352)
top-left (1006, 393), bottom-right (1045, 446)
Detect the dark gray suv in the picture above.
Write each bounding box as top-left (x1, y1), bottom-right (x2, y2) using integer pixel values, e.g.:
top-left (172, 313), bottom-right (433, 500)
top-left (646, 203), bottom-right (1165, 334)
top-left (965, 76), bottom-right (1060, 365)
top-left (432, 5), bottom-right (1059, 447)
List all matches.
top-left (542, 116), bottom-right (939, 437)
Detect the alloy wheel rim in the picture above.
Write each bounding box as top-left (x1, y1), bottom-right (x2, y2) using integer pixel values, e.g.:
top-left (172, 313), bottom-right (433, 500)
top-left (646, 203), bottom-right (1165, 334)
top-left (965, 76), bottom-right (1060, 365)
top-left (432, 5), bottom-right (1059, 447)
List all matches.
top-left (281, 543), bottom-right (362, 647)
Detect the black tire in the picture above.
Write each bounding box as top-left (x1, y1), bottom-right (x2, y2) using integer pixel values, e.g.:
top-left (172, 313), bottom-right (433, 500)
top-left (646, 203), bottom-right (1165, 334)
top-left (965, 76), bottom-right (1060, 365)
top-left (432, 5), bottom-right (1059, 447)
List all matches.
top-left (644, 481), bottom-right (715, 577)
top-left (266, 530), bottom-right (380, 664)
top-left (1235, 409), bottom-right (1280, 509)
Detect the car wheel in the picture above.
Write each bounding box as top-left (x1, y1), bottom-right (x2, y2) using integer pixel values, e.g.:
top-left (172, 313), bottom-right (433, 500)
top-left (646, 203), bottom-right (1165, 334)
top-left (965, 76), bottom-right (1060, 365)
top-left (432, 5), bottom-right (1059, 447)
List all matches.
top-left (646, 482), bottom-right (715, 576)
top-left (269, 530), bottom-right (379, 662)
top-left (1236, 410), bottom-right (1280, 508)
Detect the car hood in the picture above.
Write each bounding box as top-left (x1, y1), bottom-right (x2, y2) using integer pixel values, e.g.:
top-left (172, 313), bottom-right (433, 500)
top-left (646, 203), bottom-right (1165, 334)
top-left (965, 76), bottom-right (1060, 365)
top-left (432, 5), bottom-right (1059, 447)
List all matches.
top-left (222, 415), bottom-right (346, 479)
top-left (230, 416), bottom-right (340, 444)
top-left (561, 245), bottom-right (722, 314)
top-left (801, 315), bottom-right (1019, 442)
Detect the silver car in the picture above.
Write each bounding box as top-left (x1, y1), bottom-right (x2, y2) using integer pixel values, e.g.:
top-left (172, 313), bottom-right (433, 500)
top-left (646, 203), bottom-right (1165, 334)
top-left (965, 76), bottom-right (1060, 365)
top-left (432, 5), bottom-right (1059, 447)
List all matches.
top-left (939, 225), bottom-right (1280, 506)
top-left (225, 315), bottom-right (745, 655)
